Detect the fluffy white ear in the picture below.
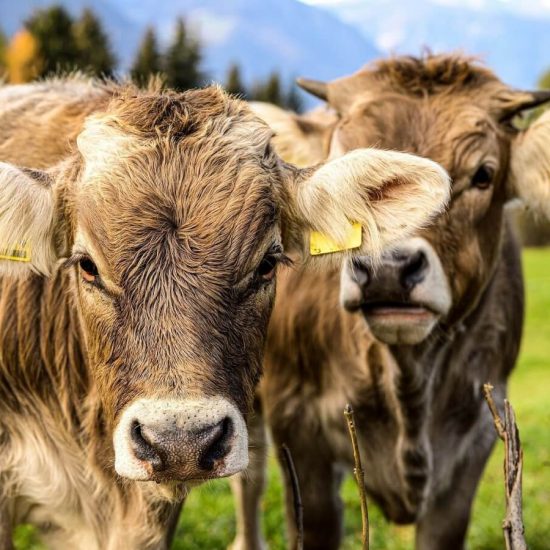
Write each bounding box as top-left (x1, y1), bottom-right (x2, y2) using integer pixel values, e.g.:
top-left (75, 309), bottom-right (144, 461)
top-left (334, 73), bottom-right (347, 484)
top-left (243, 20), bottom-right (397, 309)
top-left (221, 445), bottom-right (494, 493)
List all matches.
top-left (285, 149), bottom-right (450, 260)
top-left (510, 110), bottom-right (550, 218)
top-left (249, 101), bottom-right (336, 167)
top-left (0, 163), bottom-right (57, 277)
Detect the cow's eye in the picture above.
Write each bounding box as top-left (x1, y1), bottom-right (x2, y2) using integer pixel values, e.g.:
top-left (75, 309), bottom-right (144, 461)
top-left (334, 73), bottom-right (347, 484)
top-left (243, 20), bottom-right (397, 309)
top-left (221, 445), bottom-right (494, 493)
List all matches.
top-left (257, 254), bottom-right (277, 282)
top-left (79, 257), bottom-right (99, 284)
top-left (471, 164), bottom-right (495, 190)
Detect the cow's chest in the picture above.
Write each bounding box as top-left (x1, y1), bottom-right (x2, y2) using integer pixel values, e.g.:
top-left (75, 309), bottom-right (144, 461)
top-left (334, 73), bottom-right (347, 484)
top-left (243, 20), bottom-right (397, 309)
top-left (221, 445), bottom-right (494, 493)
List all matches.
top-left (4, 419), bottom-right (99, 547)
top-left (319, 388), bottom-right (434, 523)
top-left (3, 415), bottom-right (165, 550)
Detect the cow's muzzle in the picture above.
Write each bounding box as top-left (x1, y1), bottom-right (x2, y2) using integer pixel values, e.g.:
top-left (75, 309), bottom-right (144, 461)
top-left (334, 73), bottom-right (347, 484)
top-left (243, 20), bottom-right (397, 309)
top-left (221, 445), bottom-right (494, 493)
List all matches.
top-left (340, 237), bottom-right (451, 345)
top-left (113, 398), bottom-right (248, 482)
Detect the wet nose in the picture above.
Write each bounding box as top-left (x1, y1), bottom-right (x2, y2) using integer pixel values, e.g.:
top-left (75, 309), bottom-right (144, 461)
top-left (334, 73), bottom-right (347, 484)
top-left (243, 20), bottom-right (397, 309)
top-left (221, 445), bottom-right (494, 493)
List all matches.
top-left (351, 249), bottom-right (428, 293)
top-left (131, 416), bottom-right (234, 478)
top-left (114, 398), bottom-right (248, 481)
top-left (398, 250), bottom-right (428, 291)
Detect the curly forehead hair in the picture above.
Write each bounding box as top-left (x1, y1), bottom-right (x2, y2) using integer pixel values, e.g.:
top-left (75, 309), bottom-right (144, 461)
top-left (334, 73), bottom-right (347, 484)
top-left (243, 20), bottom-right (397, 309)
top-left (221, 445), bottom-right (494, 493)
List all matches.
top-left (101, 83), bottom-right (255, 141)
top-left (370, 53), bottom-right (499, 96)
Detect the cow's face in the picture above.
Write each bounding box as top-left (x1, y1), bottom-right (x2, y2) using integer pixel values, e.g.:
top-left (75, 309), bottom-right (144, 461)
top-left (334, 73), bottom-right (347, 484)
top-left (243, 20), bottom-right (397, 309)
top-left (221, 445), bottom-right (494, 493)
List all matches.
top-left (295, 56), bottom-right (550, 345)
top-left (0, 85), bottom-right (449, 484)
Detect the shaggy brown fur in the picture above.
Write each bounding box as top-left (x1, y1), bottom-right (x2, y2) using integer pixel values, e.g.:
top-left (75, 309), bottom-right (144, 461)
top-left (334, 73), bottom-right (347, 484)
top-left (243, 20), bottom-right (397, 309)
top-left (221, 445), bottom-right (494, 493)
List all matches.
top-left (0, 77), bottom-right (449, 549)
top-left (236, 53), bottom-right (550, 550)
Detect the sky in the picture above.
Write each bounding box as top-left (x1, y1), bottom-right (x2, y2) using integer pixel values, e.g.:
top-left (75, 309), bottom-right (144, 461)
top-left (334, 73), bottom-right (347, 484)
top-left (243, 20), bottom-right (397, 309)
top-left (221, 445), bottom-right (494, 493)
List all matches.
top-left (300, 0), bottom-right (550, 17)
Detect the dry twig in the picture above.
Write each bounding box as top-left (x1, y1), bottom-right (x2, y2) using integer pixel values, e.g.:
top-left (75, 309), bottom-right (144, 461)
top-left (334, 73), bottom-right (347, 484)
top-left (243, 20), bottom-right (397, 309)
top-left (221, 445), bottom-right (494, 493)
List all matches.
top-left (483, 383), bottom-right (527, 550)
top-left (344, 404), bottom-right (369, 550)
top-left (281, 444), bottom-right (304, 550)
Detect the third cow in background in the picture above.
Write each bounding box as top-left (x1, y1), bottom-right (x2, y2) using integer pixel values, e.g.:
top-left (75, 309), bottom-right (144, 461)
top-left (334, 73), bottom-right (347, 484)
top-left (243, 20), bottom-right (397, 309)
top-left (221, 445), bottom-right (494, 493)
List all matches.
top-left (232, 53), bottom-right (550, 550)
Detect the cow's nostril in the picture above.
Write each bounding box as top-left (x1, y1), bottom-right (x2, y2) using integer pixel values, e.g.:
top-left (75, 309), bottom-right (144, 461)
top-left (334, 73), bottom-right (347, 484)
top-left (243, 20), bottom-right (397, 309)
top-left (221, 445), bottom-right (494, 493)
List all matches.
top-left (400, 250), bottom-right (428, 291)
top-left (198, 417), bottom-right (233, 471)
top-left (130, 420), bottom-right (166, 472)
top-left (351, 257), bottom-right (371, 288)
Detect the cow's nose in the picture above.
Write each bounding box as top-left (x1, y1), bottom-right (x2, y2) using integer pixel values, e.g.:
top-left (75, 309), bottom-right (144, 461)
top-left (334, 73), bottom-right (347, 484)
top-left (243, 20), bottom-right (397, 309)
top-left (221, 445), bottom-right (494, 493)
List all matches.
top-left (350, 249), bottom-right (428, 292)
top-left (399, 250), bottom-right (428, 291)
top-left (131, 416), bottom-right (233, 475)
top-left (114, 398), bottom-right (248, 482)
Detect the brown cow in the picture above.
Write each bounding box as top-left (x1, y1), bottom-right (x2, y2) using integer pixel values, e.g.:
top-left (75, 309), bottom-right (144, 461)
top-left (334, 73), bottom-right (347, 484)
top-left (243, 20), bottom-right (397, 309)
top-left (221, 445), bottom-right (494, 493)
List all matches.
top-left (0, 78), bottom-right (449, 549)
top-left (232, 54), bottom-right (550, 550)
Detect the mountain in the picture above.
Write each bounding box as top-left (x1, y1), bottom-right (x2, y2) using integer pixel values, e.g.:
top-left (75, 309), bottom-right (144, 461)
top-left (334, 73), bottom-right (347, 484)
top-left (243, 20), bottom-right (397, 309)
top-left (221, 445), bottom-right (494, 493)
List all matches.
top-left (0, 0), bottom-right (380, 95)
top-left (308, 0), bottom-right (550, 88)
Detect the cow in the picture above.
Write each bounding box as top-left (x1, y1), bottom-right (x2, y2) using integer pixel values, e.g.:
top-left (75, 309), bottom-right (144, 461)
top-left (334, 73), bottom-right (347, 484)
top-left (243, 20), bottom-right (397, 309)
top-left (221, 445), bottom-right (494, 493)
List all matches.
top-left (0, 77), bottom-right (450, 550)
top-left (231, 54), bottom-right (550, 550)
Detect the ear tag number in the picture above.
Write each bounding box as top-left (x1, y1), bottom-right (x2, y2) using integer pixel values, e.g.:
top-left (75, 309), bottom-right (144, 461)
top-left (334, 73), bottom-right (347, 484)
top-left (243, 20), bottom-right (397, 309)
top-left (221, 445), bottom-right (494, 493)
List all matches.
top-left (0, 243), bottom-right (31, 262)
top-left (310, 222), bottom-right (362, 256)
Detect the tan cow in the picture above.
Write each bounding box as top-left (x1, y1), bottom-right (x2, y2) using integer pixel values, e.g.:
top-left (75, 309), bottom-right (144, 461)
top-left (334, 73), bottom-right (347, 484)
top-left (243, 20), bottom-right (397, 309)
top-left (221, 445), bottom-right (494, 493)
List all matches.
top-left (233, 54), bottom-right (550, 550)
top-left (0, 78), bottom-right (449, 549)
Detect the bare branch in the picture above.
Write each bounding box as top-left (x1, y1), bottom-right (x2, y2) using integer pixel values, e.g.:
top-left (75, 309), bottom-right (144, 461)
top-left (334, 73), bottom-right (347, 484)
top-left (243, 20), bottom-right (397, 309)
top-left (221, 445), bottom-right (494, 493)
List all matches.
top-left (281, 444), bottom-right (304, 550)
top-left (483, 383), bottom-right (506, 440)
top-left (483, 383), bottom-right (527, 550)
top-left (344, 404), bottom-right (369, 550)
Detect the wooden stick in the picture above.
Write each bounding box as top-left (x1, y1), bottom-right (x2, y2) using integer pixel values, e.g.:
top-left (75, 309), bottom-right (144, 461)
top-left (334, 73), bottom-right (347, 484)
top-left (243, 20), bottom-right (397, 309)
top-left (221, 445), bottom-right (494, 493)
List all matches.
top-left (344, 404), bottom-right (369, 550)
top-left (483, 383), bottom-right (527, 550)
top-left (281, 444), bottom-right (304, 550)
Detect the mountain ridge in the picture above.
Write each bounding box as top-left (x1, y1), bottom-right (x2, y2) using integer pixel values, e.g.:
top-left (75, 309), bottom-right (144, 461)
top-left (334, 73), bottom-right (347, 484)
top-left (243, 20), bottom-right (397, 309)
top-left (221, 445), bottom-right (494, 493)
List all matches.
top-left (0, 0), bottom-right (380, 92)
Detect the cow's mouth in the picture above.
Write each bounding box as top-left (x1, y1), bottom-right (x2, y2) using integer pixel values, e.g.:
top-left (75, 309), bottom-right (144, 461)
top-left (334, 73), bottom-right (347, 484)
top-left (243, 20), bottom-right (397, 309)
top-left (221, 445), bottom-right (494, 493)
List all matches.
top-left (360, 301), bottom-right (439, 345)
top-left (361, 301), bottom-right (436, 318)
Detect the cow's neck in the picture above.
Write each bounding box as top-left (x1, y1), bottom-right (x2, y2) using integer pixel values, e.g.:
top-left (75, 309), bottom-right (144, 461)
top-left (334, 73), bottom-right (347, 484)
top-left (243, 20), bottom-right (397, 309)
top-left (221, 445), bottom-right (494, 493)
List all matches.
top-left (0, 270), bottom-right (182, 548)
top-left (0, 269), bottom-right (89, 428)
top-left (381, 225), bottom-right (520, 516)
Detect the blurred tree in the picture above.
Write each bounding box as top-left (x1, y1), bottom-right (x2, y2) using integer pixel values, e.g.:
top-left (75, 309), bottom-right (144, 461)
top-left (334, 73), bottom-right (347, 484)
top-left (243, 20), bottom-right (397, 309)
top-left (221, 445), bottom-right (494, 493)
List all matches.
top-left (6, 29), bottom-right (41, 83)
top-left (25, 5), bottom-right (79, 77)
top-left (252, 72), bottom-right (282, 105)
top-left (539, 68), bottom-right (550, 91)
top-left (225, 63), bottom-right (247, 98)
top-left (251, 73), bottom-right (305, 111)
top-left (73, 9), bottom-right (115, 76)
top-left (131, 26), bottom-right (162, 85)
top-left (286, 83), bottom-right (303, 113)
top-left (0, 29), bottom-right (6, 76)
top-left (164, 18), bottom-right (204, 90)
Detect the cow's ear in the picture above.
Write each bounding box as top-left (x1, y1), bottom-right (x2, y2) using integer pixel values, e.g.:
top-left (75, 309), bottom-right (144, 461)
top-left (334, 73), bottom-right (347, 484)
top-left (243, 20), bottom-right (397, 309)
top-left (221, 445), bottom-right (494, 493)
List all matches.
top-left (249, 101), bottom-right (336, 167)
top-left (280, 149), bottom-right (450, 261)
top-left (0, 162), bottom-right (58, 277)
top-left (509, 110), bottom-right (550, 218)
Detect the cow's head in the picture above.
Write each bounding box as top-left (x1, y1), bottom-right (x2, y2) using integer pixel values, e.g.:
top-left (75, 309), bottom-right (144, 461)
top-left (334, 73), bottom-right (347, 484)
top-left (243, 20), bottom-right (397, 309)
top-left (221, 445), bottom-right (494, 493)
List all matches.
top-left (0, 85), bottom-right (448, 483)
top-left (287, 54), bottom-right (550, 345)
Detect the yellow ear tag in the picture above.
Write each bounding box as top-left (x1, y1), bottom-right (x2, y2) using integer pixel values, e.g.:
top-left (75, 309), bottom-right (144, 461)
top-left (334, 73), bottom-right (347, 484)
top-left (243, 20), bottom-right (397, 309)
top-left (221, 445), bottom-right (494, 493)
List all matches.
top-left (310, 222), bottom-right (362, 256)
top-left (0, 243), bottom-right (31, 263)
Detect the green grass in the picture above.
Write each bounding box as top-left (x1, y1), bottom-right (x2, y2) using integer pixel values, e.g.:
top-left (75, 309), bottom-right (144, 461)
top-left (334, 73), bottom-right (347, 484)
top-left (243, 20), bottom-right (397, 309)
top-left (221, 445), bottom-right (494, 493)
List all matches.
top-left (14, 249), bottom-right (550, 549)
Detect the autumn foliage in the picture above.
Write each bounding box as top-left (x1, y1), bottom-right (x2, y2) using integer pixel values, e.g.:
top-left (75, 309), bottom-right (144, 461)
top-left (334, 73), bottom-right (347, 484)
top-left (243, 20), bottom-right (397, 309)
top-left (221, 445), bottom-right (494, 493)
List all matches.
top-left (5, 29), bottom-right (41, 83)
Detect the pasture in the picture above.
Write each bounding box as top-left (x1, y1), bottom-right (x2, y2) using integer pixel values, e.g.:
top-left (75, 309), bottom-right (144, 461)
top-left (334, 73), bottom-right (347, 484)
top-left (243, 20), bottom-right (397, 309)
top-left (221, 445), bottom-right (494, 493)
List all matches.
top-left (14, 248), bottom-right (550, 549)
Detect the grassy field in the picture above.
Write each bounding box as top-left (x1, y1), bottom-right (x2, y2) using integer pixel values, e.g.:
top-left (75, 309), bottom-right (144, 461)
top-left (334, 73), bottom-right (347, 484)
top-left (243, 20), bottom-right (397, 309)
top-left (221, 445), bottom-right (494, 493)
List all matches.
top-left (14, 249), bottom-right (550, 549)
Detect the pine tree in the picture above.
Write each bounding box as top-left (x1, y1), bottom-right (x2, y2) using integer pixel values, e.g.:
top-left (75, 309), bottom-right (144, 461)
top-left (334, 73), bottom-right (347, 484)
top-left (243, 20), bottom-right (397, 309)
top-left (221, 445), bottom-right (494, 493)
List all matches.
top-left (286, 83), bottom-right (303, 113)
top-left (225, 63), bottom-right (247, 98)
top-left (6, 29), bottom-right (41, 83)
top-left (539, 68), bottom-right (550, 91)
top-left (25, 5), bottom-right (79, 77)
top-left (252, 72), bottom-right (283, 105)
top-left (131, 27), bottom-right (162, 85)
top-left (73, 9), bottom-right (115, 76)
top-left (164, 18), bottom-right (204, 90)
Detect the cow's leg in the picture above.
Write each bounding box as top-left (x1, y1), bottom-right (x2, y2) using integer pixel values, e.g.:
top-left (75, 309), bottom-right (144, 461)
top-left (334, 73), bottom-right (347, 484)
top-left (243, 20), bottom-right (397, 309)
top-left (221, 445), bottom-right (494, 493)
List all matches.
top-left (415, 436), bottom-right (495, 550)
top-left (0, 498), bottom-right (13, 550)
top-left (229, 399), bottom-right (268, 550)
top-left (273, 424), bottom-right (344, 550)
